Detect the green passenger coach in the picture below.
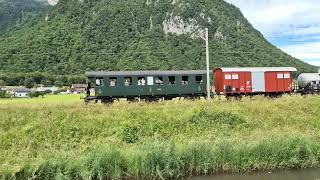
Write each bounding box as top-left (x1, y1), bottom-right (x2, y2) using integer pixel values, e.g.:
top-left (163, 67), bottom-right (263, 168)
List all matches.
top-left (85, 70), bottom-right (208, 103)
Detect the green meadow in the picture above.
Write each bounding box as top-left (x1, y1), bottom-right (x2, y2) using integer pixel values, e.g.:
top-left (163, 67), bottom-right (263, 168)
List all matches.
top-left (1, 95), bottom-right (320, 179)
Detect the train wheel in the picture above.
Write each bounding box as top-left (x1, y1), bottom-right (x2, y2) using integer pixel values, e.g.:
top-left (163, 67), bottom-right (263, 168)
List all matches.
top-left (127, 98), bottom-right (139, 103)
top-left (145, 97), bottom-right (159, 103)
top-left (185, 96), bottom-right (198, 101)
top-left (235, 95), bottom-right (242, 101)
top-left (101, 98), bottom-right (114, 105)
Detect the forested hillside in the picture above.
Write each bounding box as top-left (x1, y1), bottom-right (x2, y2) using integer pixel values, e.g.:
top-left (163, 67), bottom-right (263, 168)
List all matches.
top-left (0, 0), bottom-right (317, 86)
top-left (0, 0), bottom-right (49, 35)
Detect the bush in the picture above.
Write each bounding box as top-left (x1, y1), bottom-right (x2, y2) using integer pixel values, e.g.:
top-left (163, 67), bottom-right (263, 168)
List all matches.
top-left (121, 124), bottom-right (141, 143)
top-left (44, 89), bottom-right (52, 94)
top-left (189, 108), bottom-right (246, 128)
top-left (0, 90), bottom-right (5, 98)
top-left (0, 90), bottom-right (11, 98)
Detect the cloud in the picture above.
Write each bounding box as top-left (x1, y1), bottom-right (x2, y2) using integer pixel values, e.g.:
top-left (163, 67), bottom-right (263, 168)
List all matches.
top-left (281, 42), bottom-right (320, 66)
top-left (287, 35), bottom-right (320, 43)
top-left (225, 0), bottom-right (320, 37)
top-left (47, 0), bottom-right (58, 6)
top-left (281, 42), bottom-right (320, 59)
top-left (226, 0), bottom-right (320, 66)
top-left (304, 60), bottom-right (320, 67)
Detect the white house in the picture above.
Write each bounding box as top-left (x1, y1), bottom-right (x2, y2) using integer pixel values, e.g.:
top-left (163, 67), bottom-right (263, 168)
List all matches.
top-left (14, 88), bottom-right (31, 98)
top-left (36, 85), bottom-right (58, 93)
top-left (67, 84), bottom-right (86, 94)
top-left (6, 87), bottom-right (31, 98)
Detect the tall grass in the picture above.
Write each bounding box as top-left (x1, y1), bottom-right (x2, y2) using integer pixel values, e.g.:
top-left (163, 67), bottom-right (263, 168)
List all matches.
top-left (1, 95), bottom-right (320, 179)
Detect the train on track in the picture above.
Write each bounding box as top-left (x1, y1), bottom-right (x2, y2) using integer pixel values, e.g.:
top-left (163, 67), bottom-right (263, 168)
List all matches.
top-left (84, 67), bottom-right (320, 104)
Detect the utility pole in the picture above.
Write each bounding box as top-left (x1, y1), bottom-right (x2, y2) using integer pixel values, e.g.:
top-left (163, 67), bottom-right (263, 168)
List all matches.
top-left (193, 28), bottom-right (211, 101)
top-left (205, 28), bottom-right (211, 101)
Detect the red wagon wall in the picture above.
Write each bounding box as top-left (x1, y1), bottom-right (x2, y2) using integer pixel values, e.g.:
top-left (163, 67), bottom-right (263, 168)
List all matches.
top-left (214, 67), bottom-right (296, 95)
top-left (222, 72), bottom-right (252, 94)
top-left (214, 69), bottom-right (223, 93)
top-left (265, 71), bottom-right (293, 93)
top-left (214, 70), bottom-right (253, 95)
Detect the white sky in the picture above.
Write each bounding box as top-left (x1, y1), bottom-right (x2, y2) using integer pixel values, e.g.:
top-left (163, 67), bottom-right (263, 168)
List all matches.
top-left (47, 0), bottom-right (58, 5)
top-left (226, 0), bottom-right (320, 66)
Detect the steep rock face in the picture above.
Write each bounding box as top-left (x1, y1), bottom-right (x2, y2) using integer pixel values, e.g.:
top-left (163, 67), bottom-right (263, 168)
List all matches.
top-left (0, 0), bottom-right (316, 75)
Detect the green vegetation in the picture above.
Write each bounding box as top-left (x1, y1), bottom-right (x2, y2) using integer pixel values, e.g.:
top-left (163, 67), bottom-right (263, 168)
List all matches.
top-left (0, 72), bottom-right (86, 87)
top-left (0, 0), bottom-right (49, 35)
top-left (0, 0), bottom-right (316, 85)
top-left (0, 90), bottom-right (10, 98)
top-left (1, 95), bottom-right (320, 179)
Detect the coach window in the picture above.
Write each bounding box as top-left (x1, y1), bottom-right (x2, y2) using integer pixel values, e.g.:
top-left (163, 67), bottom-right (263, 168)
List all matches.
top-left (196, 76), bottom-right (203, 84)
top-left (225, 74), bottom-right (231, 80)
top-left (232, 74), bottom-right (239, 80)
top-left (284, 73), bottom-right (290, 79)
top-left (277, 73), bottom-right (284, 79)
top-left (138, 77), bottom-right (146, 86)
top-left (168, 76), bottom-right (176, 85)
top-left (155, 76), bottom-right (164, 85)
top-left (109, 77), bottom-right (117, 87)
top-left (95, 78), bottom-right (103, 86)
top-left (182, 76), bottom-right (189, 85)
top-left (147, 76), bottom-right (154, 86)
top-left (124, 77), bottom-right (132, 86)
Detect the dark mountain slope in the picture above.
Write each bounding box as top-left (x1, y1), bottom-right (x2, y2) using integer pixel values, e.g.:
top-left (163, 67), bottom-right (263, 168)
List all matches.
top-left (0, 0), bottom-right (316, 78)
top-left (0, 0), bottom-right (50, 35)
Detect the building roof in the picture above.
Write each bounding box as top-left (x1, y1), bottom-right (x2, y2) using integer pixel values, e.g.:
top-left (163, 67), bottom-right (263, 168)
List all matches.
top-left (5, 86), bottom-right (23, 90)
top-left (36, 86), bottom-right (59, 92)
top-left (85, 70), bottom-right (208, 77)
top-left (6, 86), bottom-right (32, 91)
top-left (72, 84), bottom-right (86, 88)
top-left (10, 87), bottom-right (31, 93)
top-left (216, 67), bottom-right (297, 72)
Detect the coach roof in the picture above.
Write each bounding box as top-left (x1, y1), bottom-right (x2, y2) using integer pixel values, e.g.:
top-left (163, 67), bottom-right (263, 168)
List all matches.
top-left (85, 70), bottom-right (208, 77)
top-left (216, 67), bottom-right (297, 72)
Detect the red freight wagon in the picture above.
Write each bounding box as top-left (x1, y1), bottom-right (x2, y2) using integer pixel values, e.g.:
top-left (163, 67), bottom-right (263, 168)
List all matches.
top-left (214, 67), bottom-right (297, 96)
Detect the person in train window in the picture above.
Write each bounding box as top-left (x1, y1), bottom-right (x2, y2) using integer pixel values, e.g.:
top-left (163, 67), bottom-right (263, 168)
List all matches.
top-left (155, 77), bottom-right (163, 85)
top-left (110, 80), bottom-right (116, 87)
top-left (141, 78), bottom-right (146, 85)
top-left (182, 80), bottom-right (189, 85)
top-left (96, 79), bottom-right (101, 86)
top-left (124, 79), bottom-right (130, 86)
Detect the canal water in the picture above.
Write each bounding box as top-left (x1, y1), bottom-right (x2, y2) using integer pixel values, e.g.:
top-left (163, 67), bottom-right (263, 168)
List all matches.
top-left (190, 168), bottom-right (320, 180)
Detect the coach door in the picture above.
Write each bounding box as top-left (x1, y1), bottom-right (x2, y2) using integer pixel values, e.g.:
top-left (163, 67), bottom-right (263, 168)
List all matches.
top-left (251, 72), bottom-right (265, 92)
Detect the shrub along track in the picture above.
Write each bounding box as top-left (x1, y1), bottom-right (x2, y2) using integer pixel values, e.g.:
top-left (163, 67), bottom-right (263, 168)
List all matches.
top-left (1, 95), bottom-right (320, 179)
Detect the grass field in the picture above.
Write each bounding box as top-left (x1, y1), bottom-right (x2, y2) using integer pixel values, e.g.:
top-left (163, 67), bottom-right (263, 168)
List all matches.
top-left (1, 95), bottom-right (320, 179)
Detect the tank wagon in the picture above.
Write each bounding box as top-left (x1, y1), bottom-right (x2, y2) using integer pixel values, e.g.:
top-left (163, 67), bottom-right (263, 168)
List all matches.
top-left (297, 73), bottom-right (320, 94)
top-left (85, 70), bottom-right (209, 103)
top-left (214, 67), bottom-right (297, 97)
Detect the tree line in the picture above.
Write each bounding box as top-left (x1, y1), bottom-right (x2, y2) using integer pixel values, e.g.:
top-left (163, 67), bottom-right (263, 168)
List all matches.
top-left (0, 72), bottom-right (86, 88)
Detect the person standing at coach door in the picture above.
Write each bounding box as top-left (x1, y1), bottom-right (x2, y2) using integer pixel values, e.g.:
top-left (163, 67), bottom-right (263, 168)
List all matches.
top-left (86, 80), bottom-right (91, 97)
